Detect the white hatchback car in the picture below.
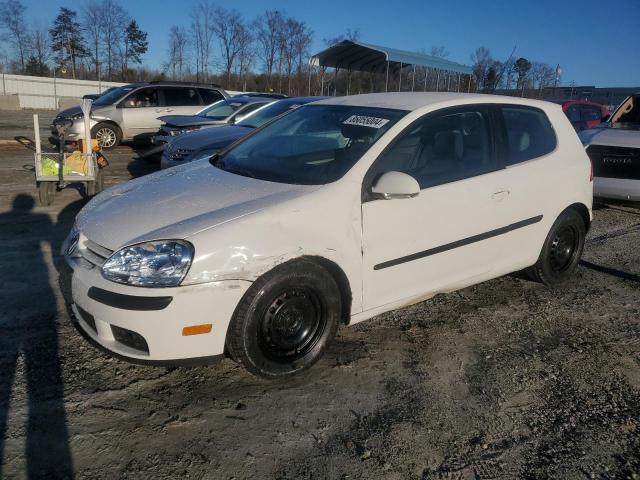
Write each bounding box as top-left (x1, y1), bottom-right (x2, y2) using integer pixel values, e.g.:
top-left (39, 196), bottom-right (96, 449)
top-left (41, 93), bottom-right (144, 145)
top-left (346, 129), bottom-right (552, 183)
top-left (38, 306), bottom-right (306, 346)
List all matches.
top-left (62, 93), bottom-right (593, 378)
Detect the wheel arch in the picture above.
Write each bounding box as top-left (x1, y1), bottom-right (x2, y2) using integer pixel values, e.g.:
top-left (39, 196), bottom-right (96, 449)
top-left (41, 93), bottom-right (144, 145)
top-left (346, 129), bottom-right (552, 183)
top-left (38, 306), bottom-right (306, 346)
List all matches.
top-left (301, 255), bottom-right (353, 325)
top-left (91, 120), bottom-right (123, 143)
top-left (566, 202), bottom-right (591, 233)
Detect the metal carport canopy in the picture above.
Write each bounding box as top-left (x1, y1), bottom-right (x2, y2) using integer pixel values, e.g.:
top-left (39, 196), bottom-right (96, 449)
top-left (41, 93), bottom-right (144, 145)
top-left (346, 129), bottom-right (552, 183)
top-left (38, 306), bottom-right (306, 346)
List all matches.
top-left (309, 40), bottom-right (473, 75)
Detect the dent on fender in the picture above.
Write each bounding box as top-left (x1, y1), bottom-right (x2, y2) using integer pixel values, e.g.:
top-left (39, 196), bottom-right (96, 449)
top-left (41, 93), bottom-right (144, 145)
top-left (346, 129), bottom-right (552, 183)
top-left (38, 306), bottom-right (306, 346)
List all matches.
top-left (185, 246), bottom-right (305, 284)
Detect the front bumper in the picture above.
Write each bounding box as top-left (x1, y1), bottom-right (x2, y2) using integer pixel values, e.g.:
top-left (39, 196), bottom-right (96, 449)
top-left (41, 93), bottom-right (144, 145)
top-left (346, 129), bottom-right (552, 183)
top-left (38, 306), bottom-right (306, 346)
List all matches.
top-left (63, 255), bottom-right (252, 364)
top-left (594, 176), bottom-right (640, 201)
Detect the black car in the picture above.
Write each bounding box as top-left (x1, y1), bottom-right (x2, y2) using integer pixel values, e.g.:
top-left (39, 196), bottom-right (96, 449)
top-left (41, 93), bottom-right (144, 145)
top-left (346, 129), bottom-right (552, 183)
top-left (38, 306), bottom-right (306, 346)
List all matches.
top-left (160, 96), bottom-right (326, 169)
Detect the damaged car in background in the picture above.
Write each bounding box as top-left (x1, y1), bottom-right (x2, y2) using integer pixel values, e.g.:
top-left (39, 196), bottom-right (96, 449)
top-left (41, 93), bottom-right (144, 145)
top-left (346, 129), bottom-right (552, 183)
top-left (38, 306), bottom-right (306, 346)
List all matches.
top-left (62, 93), bottom-right (592, 379)
top-left (580, 94), bottom-right (640, 201)
top-left (161, 96), bottom-right (326, 169)
top-left (150, 95), bottom-right (275, 149)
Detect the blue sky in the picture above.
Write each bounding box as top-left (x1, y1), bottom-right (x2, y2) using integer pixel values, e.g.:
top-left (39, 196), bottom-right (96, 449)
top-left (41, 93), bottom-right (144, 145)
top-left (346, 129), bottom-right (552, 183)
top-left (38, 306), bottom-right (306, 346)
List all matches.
top-left (17, 0), bottom-right (639, 87)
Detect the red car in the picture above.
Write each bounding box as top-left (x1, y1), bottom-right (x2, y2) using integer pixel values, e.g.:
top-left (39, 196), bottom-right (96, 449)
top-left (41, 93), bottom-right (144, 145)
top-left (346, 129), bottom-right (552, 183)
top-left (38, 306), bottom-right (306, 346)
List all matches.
top-left (561, 100), bottom-right (610, 132)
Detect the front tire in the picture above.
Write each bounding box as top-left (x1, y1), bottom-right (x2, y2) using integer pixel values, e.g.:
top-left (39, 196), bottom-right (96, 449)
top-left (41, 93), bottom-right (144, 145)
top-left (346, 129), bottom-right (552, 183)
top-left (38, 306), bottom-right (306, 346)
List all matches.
top-left (227, 259), bottom-right (341, 379)
top-left (91, 123), bottom-right (121, 149)
top-left (526, 208), bottom-right (586, 286)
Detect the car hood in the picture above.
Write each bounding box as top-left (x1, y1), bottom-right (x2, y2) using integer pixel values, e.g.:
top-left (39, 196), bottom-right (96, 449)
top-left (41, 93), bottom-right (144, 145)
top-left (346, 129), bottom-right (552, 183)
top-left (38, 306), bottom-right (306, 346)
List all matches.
top-left (171, 125), bottom-right (252, 151)
top-left (55, 105), bottom-right (109, 120)
top-left (579, 125), bottom-right (640, 148)
top-left (75, 160), bottom-right (316, 250)
top-left (159, 115), bottom-right (227, 127)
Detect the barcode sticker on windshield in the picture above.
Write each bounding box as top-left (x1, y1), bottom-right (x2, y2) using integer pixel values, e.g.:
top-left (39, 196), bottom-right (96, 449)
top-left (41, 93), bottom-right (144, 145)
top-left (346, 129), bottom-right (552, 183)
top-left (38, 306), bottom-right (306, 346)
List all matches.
top-left (343, 115), bottom-right (390, 129)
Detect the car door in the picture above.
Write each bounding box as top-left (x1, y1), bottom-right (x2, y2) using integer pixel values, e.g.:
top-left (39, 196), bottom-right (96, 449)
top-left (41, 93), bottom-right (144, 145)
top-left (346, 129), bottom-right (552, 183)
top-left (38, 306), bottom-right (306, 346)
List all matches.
top-left (160, 86), bottom-right (204, 116)
top-left (119, 86), bottom-right (163, 139)
top-left (361, 105), bottom-right (513, 310)
top-left (488, 105), bottom-right (558, 273)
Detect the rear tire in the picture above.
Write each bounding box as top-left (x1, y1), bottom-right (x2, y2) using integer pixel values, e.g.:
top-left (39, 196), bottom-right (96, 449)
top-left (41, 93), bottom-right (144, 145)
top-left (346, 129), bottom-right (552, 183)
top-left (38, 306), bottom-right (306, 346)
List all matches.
top-left (526, 208), bottom-right (585, 286)
top-left (227, 259), bottom-right (341, 379)
top-left (91, 123), bottom-right (121, 149)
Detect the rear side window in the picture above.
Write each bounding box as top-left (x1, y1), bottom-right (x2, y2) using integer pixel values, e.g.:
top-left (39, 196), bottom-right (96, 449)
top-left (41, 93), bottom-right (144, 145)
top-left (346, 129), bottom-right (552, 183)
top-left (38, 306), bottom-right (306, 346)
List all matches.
top-left (199, 88), bottom-right (224, 105)
top-left (502, 106), bottom-right (556, 165)
top-left (371, 106), bottom-right (496, 189)
top-left (162, 87), bottom-right (200, 106)
top-left (581, 105), bottom-right (602, 121)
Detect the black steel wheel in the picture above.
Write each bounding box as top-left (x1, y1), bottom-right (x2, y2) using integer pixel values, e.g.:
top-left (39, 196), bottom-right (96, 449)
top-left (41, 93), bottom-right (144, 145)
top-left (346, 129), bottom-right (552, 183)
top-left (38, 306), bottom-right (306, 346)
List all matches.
top-left (526, 208), bottom-right (586, 286)
top-left (227, 259), bottom-right (341, 379)
top-left (259, 288), bottom-right (325, 363)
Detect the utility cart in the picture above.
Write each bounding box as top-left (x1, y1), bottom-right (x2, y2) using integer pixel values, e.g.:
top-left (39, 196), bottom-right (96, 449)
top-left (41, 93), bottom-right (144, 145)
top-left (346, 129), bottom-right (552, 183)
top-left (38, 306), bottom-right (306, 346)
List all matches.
top-left (33, 99), bottom-right (106, 206)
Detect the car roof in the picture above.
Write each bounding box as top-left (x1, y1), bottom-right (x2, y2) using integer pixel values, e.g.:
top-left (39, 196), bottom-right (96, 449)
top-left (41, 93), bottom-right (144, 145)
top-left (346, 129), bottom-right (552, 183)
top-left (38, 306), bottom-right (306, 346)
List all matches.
top-left (313, 92), bottom-right (559, 112)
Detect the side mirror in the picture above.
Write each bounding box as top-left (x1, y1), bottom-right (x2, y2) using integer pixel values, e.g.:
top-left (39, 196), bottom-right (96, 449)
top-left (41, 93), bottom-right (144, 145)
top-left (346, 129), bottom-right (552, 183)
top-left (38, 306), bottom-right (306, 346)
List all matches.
top-left (371, 171), bottom-right (420, 200)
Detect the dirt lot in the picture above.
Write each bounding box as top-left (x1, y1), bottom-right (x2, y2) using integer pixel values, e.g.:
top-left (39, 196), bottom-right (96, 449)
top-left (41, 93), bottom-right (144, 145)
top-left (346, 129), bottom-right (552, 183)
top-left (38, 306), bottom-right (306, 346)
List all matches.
top-left (0, 111), bottom-right (639, 479)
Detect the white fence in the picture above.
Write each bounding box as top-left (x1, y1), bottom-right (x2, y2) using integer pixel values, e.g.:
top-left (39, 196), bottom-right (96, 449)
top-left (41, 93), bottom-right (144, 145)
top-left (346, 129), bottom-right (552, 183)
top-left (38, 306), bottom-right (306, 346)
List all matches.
top-left (0, 73), bottom-right (124, 110)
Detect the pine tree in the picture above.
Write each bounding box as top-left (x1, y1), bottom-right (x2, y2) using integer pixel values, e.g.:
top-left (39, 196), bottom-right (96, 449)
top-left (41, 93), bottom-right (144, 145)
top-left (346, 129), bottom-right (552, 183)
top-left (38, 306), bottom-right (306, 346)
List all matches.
top-left (49, 7), bottom-right (88, 79)
top-left (122, 20), bottom-right (147, 81)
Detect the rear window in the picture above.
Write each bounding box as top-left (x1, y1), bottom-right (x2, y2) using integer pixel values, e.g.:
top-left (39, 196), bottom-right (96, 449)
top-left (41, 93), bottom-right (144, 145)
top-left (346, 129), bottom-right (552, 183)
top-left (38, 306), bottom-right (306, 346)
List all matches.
top-left (502, 106), bottom-right (556, 165)
top-left (199, 88), bottom-right (224, 105)
top-left (162, 87), bottom-right (200, 106)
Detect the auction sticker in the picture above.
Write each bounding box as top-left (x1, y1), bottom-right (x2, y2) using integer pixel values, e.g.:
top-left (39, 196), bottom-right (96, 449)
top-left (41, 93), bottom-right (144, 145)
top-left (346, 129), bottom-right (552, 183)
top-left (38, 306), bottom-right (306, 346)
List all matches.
top-left (343, 115), bottom-right (390, 129)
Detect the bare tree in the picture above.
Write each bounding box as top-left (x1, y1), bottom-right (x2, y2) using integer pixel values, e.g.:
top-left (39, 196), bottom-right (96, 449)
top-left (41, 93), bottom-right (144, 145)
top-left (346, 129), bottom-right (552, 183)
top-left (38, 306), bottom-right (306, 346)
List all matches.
top-left (254, 10), bottom-right (283, 89)
top-left (83, 0), bottom-right (102, 79)
top-left (100, 0), bottom-right (128, 80)
top-left (27, 21), bottom-right (50, 74)
top-left (470, 47), bottom-right (492, 91)
top-left (212, 7), bottom-right (246, 88)
top-left (235, 25), bottom-right (254, 90)
top-left (190, 1), bottom-right (215, 82)
top-left (165, 25), bottom-right (188, 80)
top-left (429, 46), bottom-right (449, 58)
top-left (0, 0), bottom-right (29, 72)
top-left (323, 28), bottom-right (360, 46)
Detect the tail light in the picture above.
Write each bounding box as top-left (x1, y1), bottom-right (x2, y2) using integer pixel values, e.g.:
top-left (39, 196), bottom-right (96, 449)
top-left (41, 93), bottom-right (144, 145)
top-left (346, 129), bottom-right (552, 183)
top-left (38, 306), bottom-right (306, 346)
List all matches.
top-left (589, 158), bottom-right (594, 182)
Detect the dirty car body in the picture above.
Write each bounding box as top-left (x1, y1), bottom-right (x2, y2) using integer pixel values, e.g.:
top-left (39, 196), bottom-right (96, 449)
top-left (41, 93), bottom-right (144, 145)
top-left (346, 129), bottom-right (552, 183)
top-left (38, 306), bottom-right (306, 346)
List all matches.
top-left (63, 93), bottom-right (593, 377)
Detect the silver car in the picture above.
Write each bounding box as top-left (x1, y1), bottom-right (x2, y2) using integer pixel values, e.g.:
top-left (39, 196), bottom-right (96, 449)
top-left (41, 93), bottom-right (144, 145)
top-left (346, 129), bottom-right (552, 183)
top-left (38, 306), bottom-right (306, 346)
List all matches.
top-left (49, 82), bottom-right (228, 149)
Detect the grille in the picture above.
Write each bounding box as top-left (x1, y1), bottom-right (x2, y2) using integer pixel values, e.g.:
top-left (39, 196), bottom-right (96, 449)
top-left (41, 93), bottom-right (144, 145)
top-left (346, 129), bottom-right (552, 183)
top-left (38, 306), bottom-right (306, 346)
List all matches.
top-left (587, 145), bottom-right (640, 180)
top-left (111, 325), bottom-right (149, 355)
top-left (80, 238), bottom-right (113, 268)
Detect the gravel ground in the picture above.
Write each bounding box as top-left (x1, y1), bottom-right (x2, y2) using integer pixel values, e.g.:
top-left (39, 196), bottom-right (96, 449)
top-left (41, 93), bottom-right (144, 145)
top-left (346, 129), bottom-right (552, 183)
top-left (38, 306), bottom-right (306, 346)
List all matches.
top-left (0, 126), bottom-right (639, 480)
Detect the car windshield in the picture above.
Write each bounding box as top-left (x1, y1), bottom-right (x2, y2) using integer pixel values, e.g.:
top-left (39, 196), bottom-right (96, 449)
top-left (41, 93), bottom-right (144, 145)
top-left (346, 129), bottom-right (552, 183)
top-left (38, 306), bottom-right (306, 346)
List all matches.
top-left (198, 99), bottom-right (246, 120)
top-left (216, 104), bottom-right (407, 185)
top-left (237, 100), bottom-right (306, 129)
top-left (92, 85), bottom-right (135, 106)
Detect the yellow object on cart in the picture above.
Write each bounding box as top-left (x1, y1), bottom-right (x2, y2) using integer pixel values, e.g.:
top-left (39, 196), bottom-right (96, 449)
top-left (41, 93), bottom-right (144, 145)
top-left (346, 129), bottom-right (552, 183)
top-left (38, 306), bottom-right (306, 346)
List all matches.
top-left (40, 151), bottom-right (89, 176)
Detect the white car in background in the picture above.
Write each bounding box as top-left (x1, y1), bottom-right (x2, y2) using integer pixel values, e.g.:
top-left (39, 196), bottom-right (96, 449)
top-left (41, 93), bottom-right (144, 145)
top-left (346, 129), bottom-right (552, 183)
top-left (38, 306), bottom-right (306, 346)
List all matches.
top-left (62, 93), bottom-right (593, 378)
top-left (580, 94), bottom-right (640, 201)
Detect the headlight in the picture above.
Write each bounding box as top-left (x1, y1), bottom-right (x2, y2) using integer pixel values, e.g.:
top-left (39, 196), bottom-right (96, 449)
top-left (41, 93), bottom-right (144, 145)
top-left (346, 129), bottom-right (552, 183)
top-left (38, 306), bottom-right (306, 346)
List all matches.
top-left (102, 240), bottom-right (193, 287)
top-left (70, 113), bottom-right (84, 120)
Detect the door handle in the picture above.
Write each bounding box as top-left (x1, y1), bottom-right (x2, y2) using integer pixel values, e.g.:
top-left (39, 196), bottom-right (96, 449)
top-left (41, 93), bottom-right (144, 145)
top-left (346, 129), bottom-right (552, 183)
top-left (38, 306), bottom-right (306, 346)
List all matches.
top-left (491, 189), bottom-right (510, 201)
top-left (165, 108), bottom-right (173, 112)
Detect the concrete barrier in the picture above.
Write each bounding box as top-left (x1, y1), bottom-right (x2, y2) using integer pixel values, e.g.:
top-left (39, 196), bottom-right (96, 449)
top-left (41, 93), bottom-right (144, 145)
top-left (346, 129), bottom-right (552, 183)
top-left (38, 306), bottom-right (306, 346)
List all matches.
top-left (0, 95), bottom-right (21, 110)
top-left (58, 97), bottom-right (81, 109)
